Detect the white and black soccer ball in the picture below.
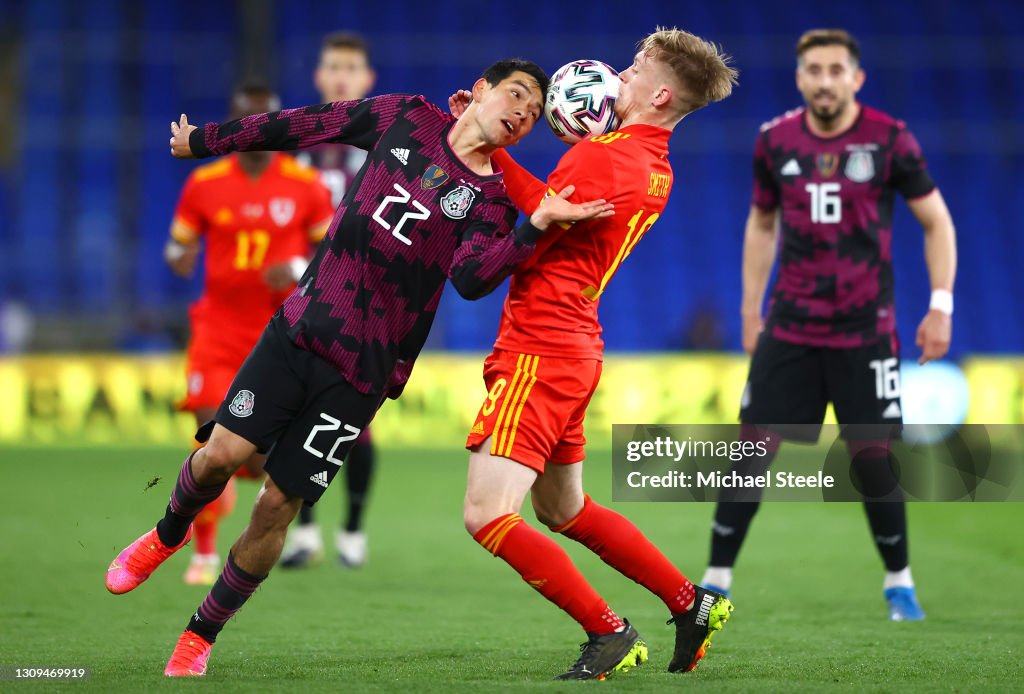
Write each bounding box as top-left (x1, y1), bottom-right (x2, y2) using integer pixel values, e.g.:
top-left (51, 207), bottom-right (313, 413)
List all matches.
top-left (544, 59), bottom-right (622, 145)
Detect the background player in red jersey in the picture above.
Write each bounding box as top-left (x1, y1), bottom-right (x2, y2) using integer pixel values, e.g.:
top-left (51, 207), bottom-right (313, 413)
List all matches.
top-left (454, 28), bottom-right (738, 679)
top-left (701, 29), bottom-right (957, 622)
top-left (280, 31), bottom-right (379, 570)
top-left (164, 83), bottom-right (333, 585)
top-left (107, 59), bottom-right (616, 677)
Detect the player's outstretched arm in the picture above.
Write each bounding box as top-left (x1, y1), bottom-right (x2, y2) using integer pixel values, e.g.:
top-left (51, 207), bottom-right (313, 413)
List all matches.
top-left (181, 96), bottom-right (398, 159)
top-left (908, 190), bottom-right (956, 364)
top-left (448, 188), bottom-right (612, 300)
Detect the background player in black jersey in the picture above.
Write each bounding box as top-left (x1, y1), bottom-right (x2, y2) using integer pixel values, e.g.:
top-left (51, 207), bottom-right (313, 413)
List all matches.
top-left (701, 29), bottom-right (957, 622)
top-left (106, 59), bottom-right (617, 676)
top-left (280, 31), bottom-right (379, 570)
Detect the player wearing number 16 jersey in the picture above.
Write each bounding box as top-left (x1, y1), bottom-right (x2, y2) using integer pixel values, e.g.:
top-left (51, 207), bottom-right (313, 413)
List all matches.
top-left (701, 29), bottom-right (958, 623)
top-left (281, 31), bottom-right (380, 572)
top-left (461, 29), bottom-right (738, 679)
top-left (105, 60), bottom-right (620, 677)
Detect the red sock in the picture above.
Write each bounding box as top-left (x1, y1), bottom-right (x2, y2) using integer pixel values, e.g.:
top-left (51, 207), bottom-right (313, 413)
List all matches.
top-left (193, 477), bottom-right (238, 555)
top-left (193, 515), bottom-right (217, 555)
top-left (554, 495), bottom-right (695, 614)
top-left (474, 513), bottom-right (624, 635)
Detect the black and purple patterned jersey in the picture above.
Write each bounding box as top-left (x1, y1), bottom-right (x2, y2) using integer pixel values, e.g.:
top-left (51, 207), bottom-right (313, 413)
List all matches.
top-left (752, 104), bottom-right (936, 348)
top-left (296, 143), bottom-right (367, 208)
top-left (189, 94), bottom-right (537, 397)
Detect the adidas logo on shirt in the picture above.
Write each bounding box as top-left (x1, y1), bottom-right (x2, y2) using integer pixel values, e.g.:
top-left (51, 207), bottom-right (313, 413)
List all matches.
top-left (391, 147), bottom-right (410, 165)
top-left (310, 470), bottom-right (329, 488)
top-left (882, 401), bottom-right (902, 419)
top-left (780, 159), bottom-right (802, 176)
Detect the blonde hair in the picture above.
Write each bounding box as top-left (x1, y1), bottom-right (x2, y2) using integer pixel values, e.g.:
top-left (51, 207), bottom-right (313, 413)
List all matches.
top-left (638, 27), bottom-right (738, 114)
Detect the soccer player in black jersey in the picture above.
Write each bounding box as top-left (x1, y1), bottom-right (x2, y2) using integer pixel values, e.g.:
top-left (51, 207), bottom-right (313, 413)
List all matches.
top-left (106, 59), bottom-right (615, 676)
top-left (702, 30), bottom-right (957, 622)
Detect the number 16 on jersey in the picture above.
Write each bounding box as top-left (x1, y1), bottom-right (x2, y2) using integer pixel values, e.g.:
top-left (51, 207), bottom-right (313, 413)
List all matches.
top-left (805, 182), bottom-right (842, 224)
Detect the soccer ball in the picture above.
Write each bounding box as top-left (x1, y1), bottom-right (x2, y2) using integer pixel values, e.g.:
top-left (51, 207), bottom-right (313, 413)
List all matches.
top-left (544, 59), bottom-right (622, 145)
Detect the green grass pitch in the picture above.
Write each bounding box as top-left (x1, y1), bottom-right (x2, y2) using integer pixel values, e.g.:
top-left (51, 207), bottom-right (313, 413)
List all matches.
top-left (0, 446), bottom-right (1021, 692)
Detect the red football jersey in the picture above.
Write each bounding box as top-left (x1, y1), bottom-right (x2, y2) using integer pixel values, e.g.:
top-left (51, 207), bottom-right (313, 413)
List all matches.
top-left (171, 153), bottom-right (333, 350)
top-left (492, 125), bottom-right (673, 358)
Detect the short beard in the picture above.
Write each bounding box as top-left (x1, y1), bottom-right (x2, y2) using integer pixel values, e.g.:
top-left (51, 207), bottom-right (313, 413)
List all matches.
top-left (810, 99), bottom-right (847, 124)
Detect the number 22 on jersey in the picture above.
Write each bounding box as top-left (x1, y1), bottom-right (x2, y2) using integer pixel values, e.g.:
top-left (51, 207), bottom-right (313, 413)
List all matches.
top-left (372, 183), bottom-right (430, 245)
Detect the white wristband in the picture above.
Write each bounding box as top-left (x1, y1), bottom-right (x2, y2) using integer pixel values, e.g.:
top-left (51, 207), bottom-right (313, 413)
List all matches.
top-left (929, 289), bottom-right (953, 315)
top-left (288, 256), bottom-right (310, 282)
top-left (163, 240), bottom-right (188, 263)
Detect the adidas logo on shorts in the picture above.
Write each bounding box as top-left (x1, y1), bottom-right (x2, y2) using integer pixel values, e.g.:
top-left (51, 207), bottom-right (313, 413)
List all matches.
top-left (310, 470), bottom-right (329, 488)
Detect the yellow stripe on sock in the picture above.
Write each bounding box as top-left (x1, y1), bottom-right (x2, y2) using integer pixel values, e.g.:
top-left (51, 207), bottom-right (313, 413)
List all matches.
top-left (481, 514), bottom-right (522, 555)
top-left (487, 518), bottom-right (522, 554)
top-left (480, 514), bottom-right (518, 549)
top-left (554, 515), bottom-right (580, 535)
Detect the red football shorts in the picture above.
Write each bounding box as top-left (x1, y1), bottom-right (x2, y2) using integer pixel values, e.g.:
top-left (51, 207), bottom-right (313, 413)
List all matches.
top-left (465, 349), bottom-right (602, 473)
top-left (179, 319), bottom-right (255, 412)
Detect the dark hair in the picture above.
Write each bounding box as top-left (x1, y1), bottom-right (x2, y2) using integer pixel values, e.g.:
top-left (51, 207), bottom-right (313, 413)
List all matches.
top-left (481, 59), bottom-right (549, 99)
top-left (321, 31), bottom-right (372, 63)
top-left (796, 29), bottom-right (861, 65)
top-left (230, 81), bottom-right (280, 114)
top-left (233, 80), bottom-right (276, 100)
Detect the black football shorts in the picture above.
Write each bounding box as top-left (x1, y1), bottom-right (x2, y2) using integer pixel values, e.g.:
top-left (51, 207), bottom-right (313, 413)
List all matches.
top-left (739, 334), bottom-right (903, 442)
top-left (203, 316), bottom-right (384, 504)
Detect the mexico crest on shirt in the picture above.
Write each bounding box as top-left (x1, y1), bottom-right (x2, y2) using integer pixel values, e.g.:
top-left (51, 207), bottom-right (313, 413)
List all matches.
top-left (228, 389), bottom-right (255, 418)
top-left (844, 151), bottom-right (875, 183)
top-left (440, 186), bottom-right (475, 219)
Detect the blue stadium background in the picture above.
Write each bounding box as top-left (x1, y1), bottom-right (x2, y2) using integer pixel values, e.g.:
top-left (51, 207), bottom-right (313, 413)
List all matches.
top-left (1, 0), bottom-right (1022, 356)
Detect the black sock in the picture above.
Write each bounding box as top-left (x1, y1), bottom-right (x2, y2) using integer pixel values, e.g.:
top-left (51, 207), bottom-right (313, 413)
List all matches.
top-left (187, 553), bottom-right (266, 643)
top-left (863, 500), bottom-right (909, 571)
top-left (848, 440), bottom-right (908, 571)
top-left (708, 425), bottom-right (779, 568)
top-left (156, 451), bottom-right (228, 547)
top-left (709, 501), bottom-right (763, 568)
top-left (343, 440), bottom-right (375, 532)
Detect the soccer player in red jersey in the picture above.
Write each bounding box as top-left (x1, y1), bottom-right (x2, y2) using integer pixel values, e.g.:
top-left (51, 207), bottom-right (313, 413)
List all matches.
top-left (702, 30), bottom-right (957, 622)
top-left (280, 31), bottom-right (380, 571)
top-left (106, 59), bottom-right (614, 677)
top-left (457, 29), bottom-right (738, 679)
top-left (165, 83), bottom-right (334, 585)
